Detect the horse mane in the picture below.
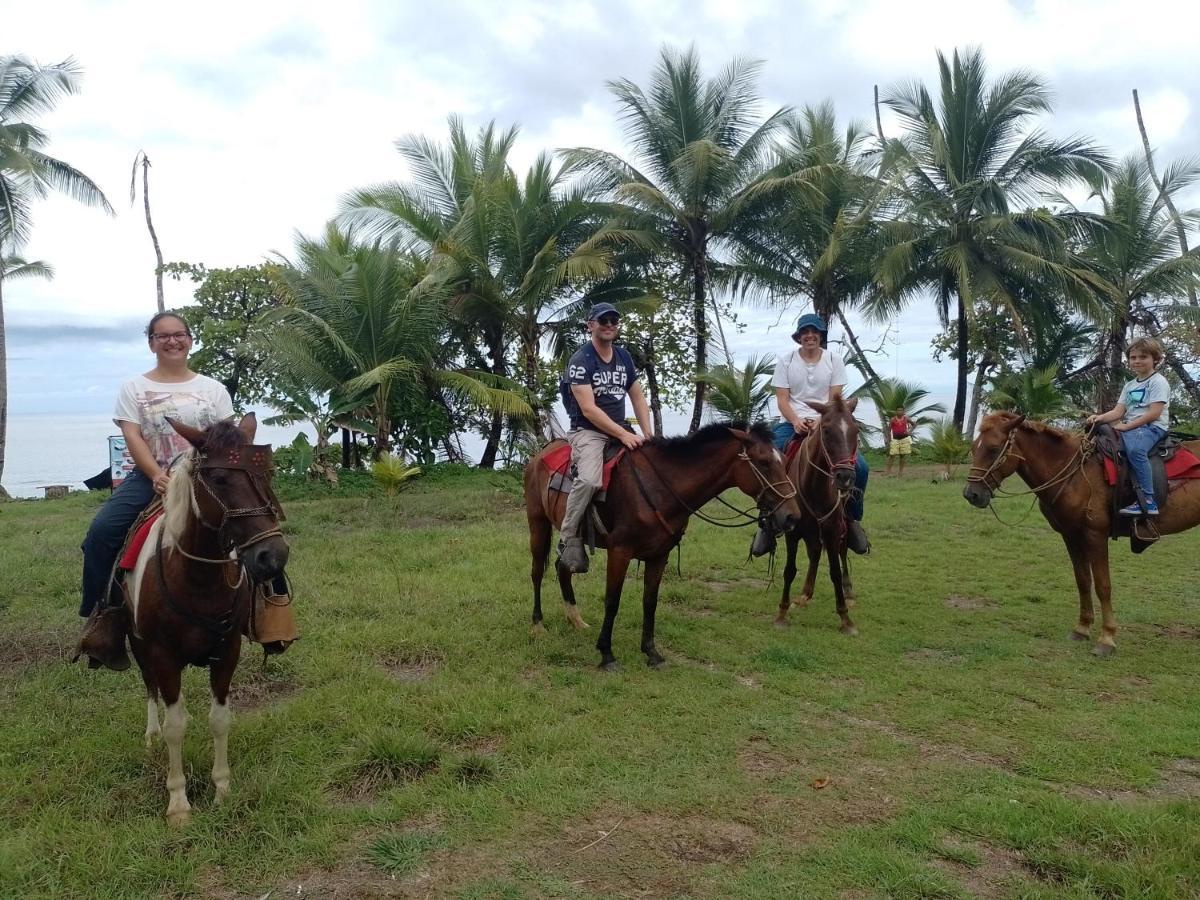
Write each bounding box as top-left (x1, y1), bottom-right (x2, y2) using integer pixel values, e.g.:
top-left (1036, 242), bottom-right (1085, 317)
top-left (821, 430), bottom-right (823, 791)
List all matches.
top-left (648, 420), bottom-right (775, 462)
top-left (161, 421), bottom-right (250, 542)
top-left (980, 411), bottom-right (1080, 442)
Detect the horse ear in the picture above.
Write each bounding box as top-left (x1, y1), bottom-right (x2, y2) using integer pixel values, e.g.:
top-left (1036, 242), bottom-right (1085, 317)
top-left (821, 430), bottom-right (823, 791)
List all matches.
top-left (845, 397), bottom-right (859, 413)
top-left (1003, 413), bottom-right (1026, 432)
top-left (237, 412), bottom-right (258, 441)
top-left (807, 400), bottom-right (828, 416)
top-left (726, 427), bottom-right (753, 445)
top-left (166, 417), bottom-right (206, 448)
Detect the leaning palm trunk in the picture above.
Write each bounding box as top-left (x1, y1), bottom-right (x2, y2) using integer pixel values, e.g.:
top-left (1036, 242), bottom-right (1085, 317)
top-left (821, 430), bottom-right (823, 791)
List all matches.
top-left (688, 250), bottom-right (709, 434)
top-left (0, 263), bottom-right (8, 499)
top-left (953, 298), bottom-right (969, 431)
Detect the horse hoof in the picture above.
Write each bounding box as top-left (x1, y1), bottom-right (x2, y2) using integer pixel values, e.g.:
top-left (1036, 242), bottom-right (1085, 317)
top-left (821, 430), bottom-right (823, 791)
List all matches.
top-left (645, 654), bottom-right (665, 669)
top-left (530, 622), bottom-right (546, 637)
top-left (166, 809), bottom-right (191, 827)
top-left (144, 732), bottom-right (159, 749)
top-left (599, 660), bottom-right (621, 673)
top-left (1068, 629), bottom-right (1089, 642)
top-left (773, 616), bottom-right (789, 629)
top-left (791, 595), bottom-right (811, 609)
top-left (1092, 643), bottom-right (1116, 658)
top-left (840, 624), bottom-right (859, 636)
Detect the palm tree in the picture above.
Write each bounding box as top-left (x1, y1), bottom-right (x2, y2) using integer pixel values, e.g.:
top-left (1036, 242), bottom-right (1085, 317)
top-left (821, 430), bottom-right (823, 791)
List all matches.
top-left (270, 225), bottom-right (531, 458)
top-left (0, 55), bottom-right (113, 496)
top-left (1072, 155), bottom-right (1200, 405)
top-left (341, 117), bottom-right (621, 465)
top-left (698, 354), bottom-right (775, 423)
top-left (130, 150), bottom-right (166, 312)
top-left (564, 45), bottom-right (796, 432)
top-left (734, 102), bottom-right (891, 383)
top-left (988, 364), bottom-right (1076, 423)
top-left (877, 47), bottom-right (1110, 432)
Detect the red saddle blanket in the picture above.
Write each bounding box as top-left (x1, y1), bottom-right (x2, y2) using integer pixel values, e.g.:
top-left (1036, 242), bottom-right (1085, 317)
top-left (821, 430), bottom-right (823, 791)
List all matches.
top-left (1102, 447), bottom-right (1200, 486)
top-left (118, 509), bottom-right (164, 570)
top-left (784, 435), bottom-right (805, 466)
top-left (541, 443), bottom-right (626, 491)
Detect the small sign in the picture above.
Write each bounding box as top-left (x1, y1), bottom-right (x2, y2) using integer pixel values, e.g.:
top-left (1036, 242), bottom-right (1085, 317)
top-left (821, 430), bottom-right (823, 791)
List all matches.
top-left (109, 435), bottom-right (135, 488)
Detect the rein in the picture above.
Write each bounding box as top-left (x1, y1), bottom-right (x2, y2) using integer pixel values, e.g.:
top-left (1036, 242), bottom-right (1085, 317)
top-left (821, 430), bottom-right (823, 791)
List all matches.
top-left (967, 426), bottom-right (1093, 503)
top-left (793, 427), bottom-right (852, 525)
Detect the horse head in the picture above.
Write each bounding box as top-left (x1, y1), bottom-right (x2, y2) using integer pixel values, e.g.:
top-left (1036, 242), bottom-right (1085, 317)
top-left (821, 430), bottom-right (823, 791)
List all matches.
top-left (165, 413), bottom-right (291, 582)
top-left (726, 424), bottom-right (803, 532)
top-left (806, 396), bottom-right (860, 494)
top-left (963, 412), bottom-right (1026, 508)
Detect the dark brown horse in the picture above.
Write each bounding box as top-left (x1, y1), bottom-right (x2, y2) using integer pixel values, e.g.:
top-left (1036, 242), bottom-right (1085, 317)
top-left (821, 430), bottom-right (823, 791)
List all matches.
top-left (773, 397), bottom-right (861, 634)
top-left (524, 422), bottom-right (802, 670)
top-left (126, 414), bottom-right (289, 824)
top-left (963, 412), bottom-right (1200, 656)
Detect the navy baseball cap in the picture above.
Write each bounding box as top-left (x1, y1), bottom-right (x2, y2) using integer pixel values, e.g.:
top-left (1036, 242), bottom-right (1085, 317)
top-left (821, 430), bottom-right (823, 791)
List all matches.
top-left (587, 302), bottom-right (620, 321)
top-left (791, 312), bottom-right (827, 338)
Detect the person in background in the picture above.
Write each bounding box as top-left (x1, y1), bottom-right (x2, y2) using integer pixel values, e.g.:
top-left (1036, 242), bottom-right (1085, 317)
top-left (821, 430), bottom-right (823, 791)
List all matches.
top-left (884, 406), bottom-right (913, 477)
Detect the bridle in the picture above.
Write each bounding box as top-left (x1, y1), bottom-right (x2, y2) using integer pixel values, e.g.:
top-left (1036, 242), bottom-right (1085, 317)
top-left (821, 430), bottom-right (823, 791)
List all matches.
top-left (794, 422), bottom-right (857, 525)
top-left (966, 423), bottom-right (1092, 509)
top-left (966, 428), bottom-right (1024, 496)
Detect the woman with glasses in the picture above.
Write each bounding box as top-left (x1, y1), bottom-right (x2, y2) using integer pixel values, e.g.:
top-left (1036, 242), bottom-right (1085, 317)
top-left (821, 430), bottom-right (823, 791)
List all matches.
top-left (76, 311), bottom-right (234, 670)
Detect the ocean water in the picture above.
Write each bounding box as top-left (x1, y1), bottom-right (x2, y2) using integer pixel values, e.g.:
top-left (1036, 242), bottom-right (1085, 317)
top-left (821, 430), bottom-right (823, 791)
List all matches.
top-left (3, 414), bottom-right (315, 499)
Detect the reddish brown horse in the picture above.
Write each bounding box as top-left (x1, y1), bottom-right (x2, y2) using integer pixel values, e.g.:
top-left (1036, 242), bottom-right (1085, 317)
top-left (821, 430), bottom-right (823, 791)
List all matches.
top-left (963, 412), bottom-right (1200, 656)
top-left (524, 422), bottom-right (802, 670)
top-left (773, 397), bottom-right (862, 634)
top-left (127, 414), bottom-right (289, 824)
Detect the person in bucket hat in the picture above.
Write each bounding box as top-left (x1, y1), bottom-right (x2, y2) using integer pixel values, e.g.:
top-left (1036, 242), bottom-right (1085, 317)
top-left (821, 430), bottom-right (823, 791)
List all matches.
top-left (556, 303), bottom-right (654, 573)
top-left (750, 312), bottom-right (871, 556)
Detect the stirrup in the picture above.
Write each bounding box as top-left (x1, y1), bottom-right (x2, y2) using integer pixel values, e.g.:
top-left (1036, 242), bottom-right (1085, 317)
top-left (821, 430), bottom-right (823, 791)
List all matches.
top-left (558, 537), bottom-right (590, 574)
top-left (72, 605), bottom-right (131, 672)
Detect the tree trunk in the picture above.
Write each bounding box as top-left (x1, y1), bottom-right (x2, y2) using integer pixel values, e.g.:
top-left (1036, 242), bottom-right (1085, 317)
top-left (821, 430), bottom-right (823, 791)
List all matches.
top-left (341, 427), bottom-right (351, 468)
top-left (965, 355), bottom-right (992, 438)
top-left (1102, 310), bottom-right (1129, 408)
top-left (479, 332), bottom-right (505, 468)
top-left (1133, 90), bottom-right (1197, 307)
top-left (688, 245), bottom-right (709, 434)
top-left (644, 355), bottom-right (663, 437)
top-left (952, 296), bottom-right (969, 432)
top-left (138, 154), bottom-right (166, 313)
top-left (835, 310), bottom-right (882, 386)
top-left (0, 261), bottom-right (9, 500)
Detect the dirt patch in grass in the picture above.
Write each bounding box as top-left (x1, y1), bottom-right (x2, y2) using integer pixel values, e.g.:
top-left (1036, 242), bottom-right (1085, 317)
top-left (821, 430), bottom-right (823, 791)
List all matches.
top-left (1067, 758), bottom-right (1200, 803)
top-left (233, 663), bottom-right (300, 711)
top-left (931, 835), bottom-right (1031, 898)
top-left (0, 624), bottom-right (72, 675)
top-left (379, 649), bottom-right (443, 682)
top-left (739, 735), bottom-right (785, 779)
top-left (945, 594), bottom-right (996, 611)
top-left (1152, 622), bottom-right (1200, 639)
top-left (536, 812), bottom-right (756, 897)
top-left (904, 647), bottom-right (965, 664)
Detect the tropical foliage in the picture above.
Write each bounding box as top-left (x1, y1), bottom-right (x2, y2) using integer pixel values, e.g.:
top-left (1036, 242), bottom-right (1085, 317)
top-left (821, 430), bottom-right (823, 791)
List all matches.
top-left (698, 354), bottom-right (775, 424)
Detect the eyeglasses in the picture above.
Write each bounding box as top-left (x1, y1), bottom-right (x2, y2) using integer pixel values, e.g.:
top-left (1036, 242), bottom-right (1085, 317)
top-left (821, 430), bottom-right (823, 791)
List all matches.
top-left (596, 315), bottom-right (620, 326)
top-left (151, 331), bottom-right (192, 343)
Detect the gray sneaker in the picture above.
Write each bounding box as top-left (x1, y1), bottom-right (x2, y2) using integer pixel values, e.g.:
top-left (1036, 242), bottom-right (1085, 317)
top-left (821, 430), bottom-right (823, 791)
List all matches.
top-left (558, 536), bottom-right (590, 574)
top-left (846, 520), bottom-right (871, 555)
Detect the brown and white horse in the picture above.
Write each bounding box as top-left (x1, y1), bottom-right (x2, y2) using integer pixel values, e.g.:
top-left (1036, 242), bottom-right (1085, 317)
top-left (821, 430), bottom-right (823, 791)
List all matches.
top-left (127, 413), bottom-right (289, 824)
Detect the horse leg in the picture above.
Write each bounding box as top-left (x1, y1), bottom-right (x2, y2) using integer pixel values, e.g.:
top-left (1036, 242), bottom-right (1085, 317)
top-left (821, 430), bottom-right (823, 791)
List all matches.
top-left (775, 531), bottom-right (801, 627)
top-left (828, 537), bottom-right (857, 635)
top-left (596, 547), bottom-right (633, 671)
top-left (640, 554), bottom-right (670, 667)
top-left (840, 549), bottom-right (855, 606)
top-left (1088, 536), bottom-right (1117, 657)
top-left (208, 643), bottom-right (240, 804)
top-left (157, 664), bottom-right (191, 826)
top-left (1063, 535), bottom-right (1094, 642)
top-left (796, 535), bottom-right (822, 609)
top-left (556, 560), bottom-right (589, 630)
top-left (529, 512), bottom-right (552, 635)
top-left (131, 639), bottom-right (161, 748)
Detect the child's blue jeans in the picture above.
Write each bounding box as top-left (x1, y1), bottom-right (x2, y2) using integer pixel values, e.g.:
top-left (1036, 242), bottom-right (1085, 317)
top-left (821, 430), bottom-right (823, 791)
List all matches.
top-left (1120, 423), bottom-right (1166, 504)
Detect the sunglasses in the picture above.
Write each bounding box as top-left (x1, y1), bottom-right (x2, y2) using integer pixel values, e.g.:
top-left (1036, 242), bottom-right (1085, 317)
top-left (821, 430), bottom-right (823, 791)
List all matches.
top-left (595, 315), bottom-right (620, 326)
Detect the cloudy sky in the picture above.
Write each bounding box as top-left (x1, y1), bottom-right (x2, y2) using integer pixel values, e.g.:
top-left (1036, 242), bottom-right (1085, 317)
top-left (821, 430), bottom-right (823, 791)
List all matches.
top-left (6, 0), bottom-right (1199, 423)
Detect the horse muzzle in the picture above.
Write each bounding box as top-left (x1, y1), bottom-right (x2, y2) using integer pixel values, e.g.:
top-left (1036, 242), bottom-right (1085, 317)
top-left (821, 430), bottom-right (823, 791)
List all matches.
top-left (834, 469), bottom-right (855, 493)
top-left (771, 506), bottom-right (801, 532)
top-left (241, 535), bottom-right (290, 582)
top-left (962, 482), bottom-right (992, 508)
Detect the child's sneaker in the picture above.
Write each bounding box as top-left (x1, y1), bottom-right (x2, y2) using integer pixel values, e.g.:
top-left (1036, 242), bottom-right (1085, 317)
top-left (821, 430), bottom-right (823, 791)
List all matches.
top-left (1118, 501), bottom-right (1159, 517)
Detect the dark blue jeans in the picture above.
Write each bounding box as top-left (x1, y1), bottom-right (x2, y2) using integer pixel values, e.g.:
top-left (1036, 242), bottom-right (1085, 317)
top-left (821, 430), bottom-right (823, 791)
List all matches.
top-left (1121, 424), bottom-right (1166, 504)
top-left (772, 421), bottom-right (869, 521)
top-left (80, 469), bottom-right (155, 616)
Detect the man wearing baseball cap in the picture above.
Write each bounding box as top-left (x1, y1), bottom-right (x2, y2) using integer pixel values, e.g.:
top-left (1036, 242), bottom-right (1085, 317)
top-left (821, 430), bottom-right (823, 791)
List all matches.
top-left (558, 302), bottom-right (653, 573)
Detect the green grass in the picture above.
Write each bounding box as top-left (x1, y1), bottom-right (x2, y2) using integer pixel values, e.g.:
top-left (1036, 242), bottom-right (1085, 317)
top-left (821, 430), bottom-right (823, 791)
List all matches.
top-left (2, 464), bottom-right (1199, 898)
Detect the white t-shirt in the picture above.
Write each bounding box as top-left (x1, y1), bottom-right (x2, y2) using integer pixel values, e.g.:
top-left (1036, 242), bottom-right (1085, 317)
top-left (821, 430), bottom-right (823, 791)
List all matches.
top-left (114, 373), bottom-right (235, 469)
top-left (1119, 371), bottom-right (1170, 429)
top-left (771, 349), bottom-right (848, 420)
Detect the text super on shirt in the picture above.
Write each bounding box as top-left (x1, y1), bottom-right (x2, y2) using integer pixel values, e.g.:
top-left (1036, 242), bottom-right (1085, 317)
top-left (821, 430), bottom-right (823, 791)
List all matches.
top-left (564, 343), bottom-right (639, 431)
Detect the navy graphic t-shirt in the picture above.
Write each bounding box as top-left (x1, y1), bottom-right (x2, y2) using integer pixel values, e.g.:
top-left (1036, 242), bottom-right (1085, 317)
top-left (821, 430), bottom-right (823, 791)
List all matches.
top-left (563, 343), bottom-right (639, 431)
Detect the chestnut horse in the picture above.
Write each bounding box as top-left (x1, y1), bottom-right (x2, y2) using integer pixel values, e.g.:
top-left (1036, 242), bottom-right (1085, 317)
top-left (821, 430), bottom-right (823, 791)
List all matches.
top-left (963, 412), bottom-right (1200, 656)
top-left (524, 422), bottom-right (802, 670)
top-left (127, 414), bottom-right (289, 824)
top-left (773, 397), bottom-right (862, 634)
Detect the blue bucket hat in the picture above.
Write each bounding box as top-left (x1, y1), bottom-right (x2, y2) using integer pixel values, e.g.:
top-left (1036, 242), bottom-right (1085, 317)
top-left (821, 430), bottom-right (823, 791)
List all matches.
top-left (791, 312), bottom-right (827, 339)
top-left (586, 302), bottom-right (620, 321)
